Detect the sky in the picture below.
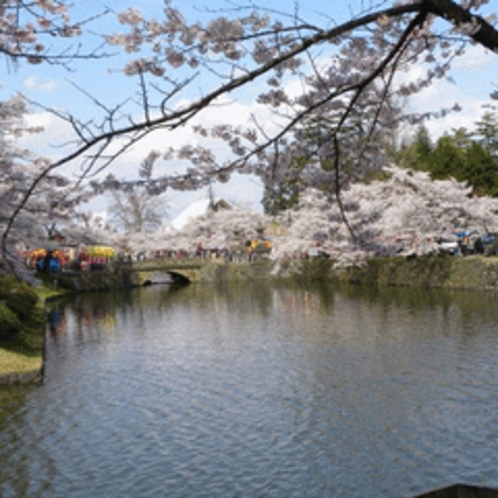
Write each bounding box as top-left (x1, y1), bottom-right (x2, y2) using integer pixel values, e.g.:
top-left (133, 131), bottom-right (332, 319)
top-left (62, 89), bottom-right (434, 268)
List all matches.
top-left (3, 0), bottom-right (498, 220)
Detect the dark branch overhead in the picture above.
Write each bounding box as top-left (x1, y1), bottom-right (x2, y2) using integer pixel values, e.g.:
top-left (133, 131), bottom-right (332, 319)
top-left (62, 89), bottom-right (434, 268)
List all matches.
top-left (425, 0), bottom-right (498, 52)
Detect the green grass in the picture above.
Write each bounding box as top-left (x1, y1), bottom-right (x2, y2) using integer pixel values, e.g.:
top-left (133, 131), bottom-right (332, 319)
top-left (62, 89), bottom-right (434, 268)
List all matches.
top-left (0, 349), bottom-right (42, 376)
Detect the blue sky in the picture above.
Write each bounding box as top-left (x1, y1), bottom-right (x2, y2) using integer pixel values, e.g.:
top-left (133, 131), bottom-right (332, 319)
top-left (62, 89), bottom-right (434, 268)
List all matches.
top-left (3, 0), bottom-right (498, 134)
top-left (3, 0), bottom-right (498, 217)
top-left (1, 1), bottom-right (358, 108)
top-left (6, 0), bottom-right (495, 111)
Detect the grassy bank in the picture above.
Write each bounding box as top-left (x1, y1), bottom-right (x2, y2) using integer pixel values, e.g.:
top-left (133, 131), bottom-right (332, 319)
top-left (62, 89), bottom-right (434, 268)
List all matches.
top-left (0, 272), bottom-right (63, 384)
top-left (0, 349), bottom-right (42, 382)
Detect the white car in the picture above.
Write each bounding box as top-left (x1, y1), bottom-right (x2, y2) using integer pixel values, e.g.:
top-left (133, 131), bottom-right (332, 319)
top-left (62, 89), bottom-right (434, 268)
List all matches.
top-left (437, 238), bottom-right (460, 255)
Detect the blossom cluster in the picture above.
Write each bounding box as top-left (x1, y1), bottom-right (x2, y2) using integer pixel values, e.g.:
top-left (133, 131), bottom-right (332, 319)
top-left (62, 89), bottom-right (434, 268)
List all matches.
top-left (109, 166), bottom-right (498, 273)
top-left (0, 0), bottom-right (81, 64)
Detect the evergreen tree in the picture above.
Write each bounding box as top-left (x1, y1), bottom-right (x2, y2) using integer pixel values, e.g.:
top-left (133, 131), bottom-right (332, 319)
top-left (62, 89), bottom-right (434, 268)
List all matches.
top-left (414, 125), bottom-right (433, 169)
top-left (451, 127), bottom-right (473, 149)
top-left (475, 111), bottom-right (498, 157)
top-left (395, 125), bottom-right (433, 171)
top-left (262, 183), bottom-right (300, 217)
top-left (464, 141), bottom-right (498, 197)
top-left (421, 131), bottom-right (498, 197)
top-left (428, 135), bottom-right (466, 181)
top-left (261, 156), bottom-right (303, 216)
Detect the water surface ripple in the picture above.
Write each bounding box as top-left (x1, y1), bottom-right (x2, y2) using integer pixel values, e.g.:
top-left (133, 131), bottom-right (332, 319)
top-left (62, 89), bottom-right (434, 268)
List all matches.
top-left (1, 282), bottom-right (497, 497)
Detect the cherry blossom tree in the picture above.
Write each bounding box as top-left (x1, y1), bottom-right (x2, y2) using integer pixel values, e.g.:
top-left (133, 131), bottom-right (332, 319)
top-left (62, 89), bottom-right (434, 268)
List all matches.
top-left (135, 202), bottom-right (269, 259)
top-left (0, 0), bottom-right (106, 66)
top-left (0, 1), bottom-right (110, 273)
top-left (0, 95), bottom-right (90, 274)
top-left (269, 165), bottom-right (498, 271)
top-left (3, 0), bottom-right (498, 274)
top-left (108, 164), bottom-right (498, 276)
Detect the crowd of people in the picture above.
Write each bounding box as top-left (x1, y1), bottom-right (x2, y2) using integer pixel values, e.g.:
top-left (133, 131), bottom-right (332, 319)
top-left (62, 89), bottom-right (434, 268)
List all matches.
top-left (23, 245), bottom-right (116, 273)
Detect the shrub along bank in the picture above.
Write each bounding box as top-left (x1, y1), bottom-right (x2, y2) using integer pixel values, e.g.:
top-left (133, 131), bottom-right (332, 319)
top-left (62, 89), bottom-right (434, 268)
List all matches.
top-left (0, 272), bottom-right (48, 384)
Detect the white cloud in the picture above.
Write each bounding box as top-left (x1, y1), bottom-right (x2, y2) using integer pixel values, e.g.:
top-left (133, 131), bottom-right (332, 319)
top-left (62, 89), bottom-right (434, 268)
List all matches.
top-left (20, 111), bottom-right (76, 159)
top-left (24, 75), bottom-right (60, 92)
top-left (18, 93), bottom-right (268, 215)
top-left (399, 43), bottom-right (498, 139)
top-left (451, 44), bottom-right (497, 71)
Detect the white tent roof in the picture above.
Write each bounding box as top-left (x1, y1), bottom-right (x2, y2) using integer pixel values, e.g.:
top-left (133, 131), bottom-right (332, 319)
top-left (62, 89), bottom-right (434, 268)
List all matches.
top-left (169, 198), bottom-right (212, 231)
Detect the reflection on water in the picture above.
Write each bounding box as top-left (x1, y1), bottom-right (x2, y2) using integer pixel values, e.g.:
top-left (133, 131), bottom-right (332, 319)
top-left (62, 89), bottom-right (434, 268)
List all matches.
top-left (1, 281), bottom-right (498, 497)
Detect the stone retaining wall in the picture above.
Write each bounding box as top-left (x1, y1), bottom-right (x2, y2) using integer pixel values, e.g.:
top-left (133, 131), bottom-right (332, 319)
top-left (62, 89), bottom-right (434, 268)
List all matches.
top-left (50, 256), bottom-right (498, 290)
top-left (333, 255), bottom-right (498, 290)
top-left (0, 368), bottom-right (42, 385)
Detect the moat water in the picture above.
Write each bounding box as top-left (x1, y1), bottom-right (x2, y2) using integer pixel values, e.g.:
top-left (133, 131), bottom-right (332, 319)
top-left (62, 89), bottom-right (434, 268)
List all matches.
top-left (1, 281), bottom-right (497, 497)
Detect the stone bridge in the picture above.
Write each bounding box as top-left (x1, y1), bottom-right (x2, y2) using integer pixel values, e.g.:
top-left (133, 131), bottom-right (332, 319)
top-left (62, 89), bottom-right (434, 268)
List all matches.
top-left (129, 259), bottom-right (206, 285)
top-left (129, 256), bottom-right (273, 285)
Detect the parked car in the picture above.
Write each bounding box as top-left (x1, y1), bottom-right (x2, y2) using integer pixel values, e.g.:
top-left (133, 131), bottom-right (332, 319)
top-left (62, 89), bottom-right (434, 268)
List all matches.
top-left (438, 230), bottom-right (480, 256)
top-left (437, 237), bottom-right (460, 255)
